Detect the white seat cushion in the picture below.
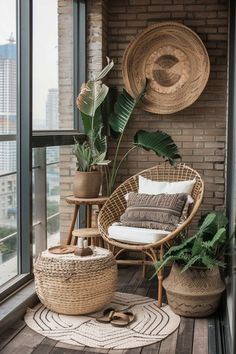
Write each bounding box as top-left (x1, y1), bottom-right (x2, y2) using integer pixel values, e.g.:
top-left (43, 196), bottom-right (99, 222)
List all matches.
top-left (108, 223), bottom-right (170, 244)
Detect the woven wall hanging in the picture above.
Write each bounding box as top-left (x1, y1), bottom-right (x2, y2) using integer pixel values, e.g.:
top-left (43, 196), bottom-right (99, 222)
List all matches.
top-left (122, 22), bottom-right (210, 114)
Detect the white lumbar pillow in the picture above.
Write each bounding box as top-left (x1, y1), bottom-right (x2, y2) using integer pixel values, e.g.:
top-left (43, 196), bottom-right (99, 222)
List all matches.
top-left (138, 175), bottom-right (196, 195)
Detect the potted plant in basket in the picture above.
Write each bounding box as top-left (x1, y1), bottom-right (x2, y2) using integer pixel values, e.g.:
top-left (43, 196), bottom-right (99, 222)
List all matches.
top-left (75, 57), bottom-right (180, 197)
top-left (155, 211), bottom-right (229, 317)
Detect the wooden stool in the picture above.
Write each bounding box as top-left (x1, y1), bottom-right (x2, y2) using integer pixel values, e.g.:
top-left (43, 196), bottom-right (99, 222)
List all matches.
top-left (65, 196), bottom-right (108, 245)
top-left (72, 228), bottom-right (104, 247)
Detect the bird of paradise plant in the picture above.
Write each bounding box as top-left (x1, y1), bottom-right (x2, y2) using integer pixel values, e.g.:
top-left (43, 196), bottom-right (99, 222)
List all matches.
top-left (75, 58), bottom-right (180, 195)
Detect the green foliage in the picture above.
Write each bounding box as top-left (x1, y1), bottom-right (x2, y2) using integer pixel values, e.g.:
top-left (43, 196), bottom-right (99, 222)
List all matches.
top-left (74, 58), bottom-right (113, 171)
top-left (134, 130), bottom-right (181, 167)
top-left (109, 89), bottom-right (139, 134)
top-left (75, 58), bottom-right (180, 190)
top-left (106, 88), bottom-right (180, 195)
top-left (155, 211), bottom-right (229, 273)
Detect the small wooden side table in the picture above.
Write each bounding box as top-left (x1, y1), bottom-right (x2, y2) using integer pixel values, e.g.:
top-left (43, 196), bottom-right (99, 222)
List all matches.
top-left (65, 195), bottom-right (108, 245)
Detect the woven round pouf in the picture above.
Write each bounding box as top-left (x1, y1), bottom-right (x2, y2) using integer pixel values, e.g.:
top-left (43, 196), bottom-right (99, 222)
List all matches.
top-left (34, 247), bottom-right (117, 315)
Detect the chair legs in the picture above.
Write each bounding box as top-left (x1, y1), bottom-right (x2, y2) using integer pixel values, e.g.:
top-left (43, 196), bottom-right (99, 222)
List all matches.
top-left (149, 246), bottom-right (164, 307)
top-left (142, 252), bottom-right (146, 278)
top-left (157, 245), bottom-right (164, 307)
top-left (110, 245), bottom-right (164, 307)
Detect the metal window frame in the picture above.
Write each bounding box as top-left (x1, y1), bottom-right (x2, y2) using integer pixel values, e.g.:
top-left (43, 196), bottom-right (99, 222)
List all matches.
top-left (225, 1), bottom-right (236, 354)
top-left (17, 0), bottom-right (33, 275)
top-left (73, 0), bottom-right (86, 131)
top-left (0, 0), bottom-right (86, 301)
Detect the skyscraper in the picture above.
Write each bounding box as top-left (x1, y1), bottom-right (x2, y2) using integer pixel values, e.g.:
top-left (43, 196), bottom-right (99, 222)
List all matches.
top-left (0, 37), bottom-right (16, 173)
top-left (0, 37), bottom-right (17, 220)
top-left (46, 88), bottom-right (58, 130)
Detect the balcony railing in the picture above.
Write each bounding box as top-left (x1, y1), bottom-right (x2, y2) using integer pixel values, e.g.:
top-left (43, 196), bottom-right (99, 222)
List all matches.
top-left (0, 147), bottom-right (61, 288)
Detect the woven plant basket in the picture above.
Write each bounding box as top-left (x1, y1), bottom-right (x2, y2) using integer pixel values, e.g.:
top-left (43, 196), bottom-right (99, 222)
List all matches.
top-left (34, 248), bottom-right (117, 315)
top-left (163, 263), bottom-right (225, 317)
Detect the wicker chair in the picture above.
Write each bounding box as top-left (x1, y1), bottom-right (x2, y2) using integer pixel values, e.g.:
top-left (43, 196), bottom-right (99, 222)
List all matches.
top-left (98, 163), bottom-right (204, 306)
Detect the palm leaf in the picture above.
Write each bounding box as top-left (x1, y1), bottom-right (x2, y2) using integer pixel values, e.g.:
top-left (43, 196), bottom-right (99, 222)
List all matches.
top-left (94, 57), bottom-right (114, 81)
top-left (77, 81), bottom-right (109, 117)
top-left (81, 107), bottom-right (102, 135)
top-left (134, 130), bottom-right (180, 166)
top-left (76, 58), bottom-right (114, 117)
top-left (109, 89), bottom-right (139, 134)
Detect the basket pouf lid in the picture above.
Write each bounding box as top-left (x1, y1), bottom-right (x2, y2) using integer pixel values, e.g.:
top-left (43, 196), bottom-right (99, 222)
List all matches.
top-left (122, 22), bottom-right (210, 114)
top-left (34, 247), bottom-right (117, 315)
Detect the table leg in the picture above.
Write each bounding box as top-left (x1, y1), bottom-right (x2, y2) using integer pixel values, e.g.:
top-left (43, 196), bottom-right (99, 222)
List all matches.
top-left (66, 205), bottom-right (79, 245)
top-left (86, 205), bottom-right (92, 228)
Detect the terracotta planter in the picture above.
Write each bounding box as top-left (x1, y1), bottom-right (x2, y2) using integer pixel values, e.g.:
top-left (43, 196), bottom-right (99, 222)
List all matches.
top-left (73, 170), bottom-right (102, 198)
top-left (163, 263), bottom-right (225, 317)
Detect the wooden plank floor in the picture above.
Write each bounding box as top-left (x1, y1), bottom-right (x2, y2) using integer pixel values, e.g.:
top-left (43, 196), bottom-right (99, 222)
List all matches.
top-left (0, 266), bottom-right (216, 354)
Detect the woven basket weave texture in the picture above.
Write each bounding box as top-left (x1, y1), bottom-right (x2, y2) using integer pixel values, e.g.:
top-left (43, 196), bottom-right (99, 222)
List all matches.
top-left (122, 22), bottom-right (210, 114)
top-left (34, 247), bottom-right (117, 315)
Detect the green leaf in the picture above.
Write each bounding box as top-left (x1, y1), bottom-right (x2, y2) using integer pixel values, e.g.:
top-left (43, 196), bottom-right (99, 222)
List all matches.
top-left (201, 255), bottom-right (225, 269)
top-left (76, 58), bottom-right (114, 117)
top-left (213, 211), bottom-right (228, 229)
top-left (134, 130), bottom-right (181, 166)
top-left (192, 237), bottom-right (203, 256)
top-left (73, 143), bottom-right (92, 172)
top-left (164, 234), bottom-right (197, 256)
top-left (198, 213), bottom-right (217, 235)
top-left (208, 228), bottom-right (226, 248)
top-left (181, 255), bottom-right (203, 272)
top-left (109, 89), bottom-right (139, 134)
top-left (81, 107), bottom-right (102, 136)
top-left (155, 255), bottom-right (183, 273)
top-left (198, 212), bottom-right (228, 238)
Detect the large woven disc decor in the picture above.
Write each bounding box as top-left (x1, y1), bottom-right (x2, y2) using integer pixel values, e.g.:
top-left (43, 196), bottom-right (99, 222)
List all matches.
top-left (122, 22), bottom-right (210, 114)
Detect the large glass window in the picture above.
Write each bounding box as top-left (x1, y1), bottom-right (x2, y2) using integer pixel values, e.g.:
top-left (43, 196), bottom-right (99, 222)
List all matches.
top-left (0, 0), bottom-right (18, 287)
top-left (33, 0), bottom-right (74, 130)
top-left (0, 0), bottom-right (85, 299)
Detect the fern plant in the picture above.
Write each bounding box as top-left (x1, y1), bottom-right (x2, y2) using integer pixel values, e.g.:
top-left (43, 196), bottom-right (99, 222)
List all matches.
top-left (155, 211), bottom-right (229, 273)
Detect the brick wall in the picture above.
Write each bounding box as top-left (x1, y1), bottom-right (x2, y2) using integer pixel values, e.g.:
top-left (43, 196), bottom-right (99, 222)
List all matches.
top-left (58, 0), bottom-right (75, 243)
top-left (59, 0), bottom-right (228, 240)
top-left (87, 0), bottom-right (108, 75)
top-left (106, 0), bottom-right (228, 227)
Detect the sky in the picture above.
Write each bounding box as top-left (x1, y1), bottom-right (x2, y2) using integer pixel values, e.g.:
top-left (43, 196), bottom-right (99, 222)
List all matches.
top-left (0, 0), bottom-right (58, 127)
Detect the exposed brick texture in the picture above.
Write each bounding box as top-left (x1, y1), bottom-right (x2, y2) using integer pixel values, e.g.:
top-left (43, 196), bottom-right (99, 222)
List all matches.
top-left (59, 0), bottom-right (228, 240)
top-left (105, 0), bottom-right (228, 228)
top-left (58, 0), bottom-right (75, 243)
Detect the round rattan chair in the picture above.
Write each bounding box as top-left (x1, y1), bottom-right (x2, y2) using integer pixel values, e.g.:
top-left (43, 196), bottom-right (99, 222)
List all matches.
top-left (98, 163), bottom-right (204, 306)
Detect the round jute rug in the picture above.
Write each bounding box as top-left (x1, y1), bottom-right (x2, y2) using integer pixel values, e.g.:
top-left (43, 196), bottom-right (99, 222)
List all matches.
top-left (24, 292), bottom-right (180, 350)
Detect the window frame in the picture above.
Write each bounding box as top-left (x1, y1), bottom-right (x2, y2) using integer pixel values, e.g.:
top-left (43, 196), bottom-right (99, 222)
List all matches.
top-left (0, 0), bottom-right (86, 302)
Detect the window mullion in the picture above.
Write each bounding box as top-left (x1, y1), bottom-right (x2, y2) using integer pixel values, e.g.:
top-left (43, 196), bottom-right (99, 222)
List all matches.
top-left (17, 0), bottom-right (33, 274)
top-left (73, 0), bottom-right (86, 131)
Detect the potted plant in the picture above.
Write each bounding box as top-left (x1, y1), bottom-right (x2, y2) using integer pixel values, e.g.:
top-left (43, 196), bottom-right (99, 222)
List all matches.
top-left (155, 211), bottom-right (228, 317)
top-left (73, 59), bottom-right (113, 198)
top-left (75, 58), bottom-right (180, 197)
